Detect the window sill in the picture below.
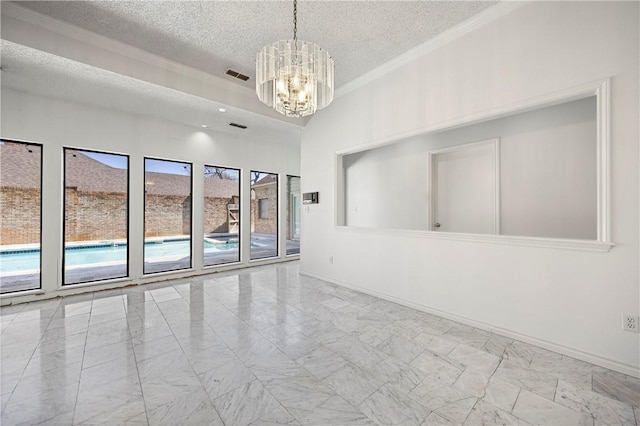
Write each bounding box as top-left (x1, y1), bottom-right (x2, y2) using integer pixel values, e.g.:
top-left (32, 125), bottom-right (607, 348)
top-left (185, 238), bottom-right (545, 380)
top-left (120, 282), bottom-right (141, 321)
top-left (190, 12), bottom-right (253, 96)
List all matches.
top-left (59, 276), bottom-right (131, 290)
top-left (335, 226), bottom-right (614, 253)
top-left (0, 288), bottom-right (45, 300)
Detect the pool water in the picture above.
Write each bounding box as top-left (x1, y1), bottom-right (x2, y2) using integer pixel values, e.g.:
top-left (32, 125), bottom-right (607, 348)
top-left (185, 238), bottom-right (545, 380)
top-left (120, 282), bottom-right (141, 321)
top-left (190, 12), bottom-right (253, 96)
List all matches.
top-left (0, 239), bottom-right (239, 274)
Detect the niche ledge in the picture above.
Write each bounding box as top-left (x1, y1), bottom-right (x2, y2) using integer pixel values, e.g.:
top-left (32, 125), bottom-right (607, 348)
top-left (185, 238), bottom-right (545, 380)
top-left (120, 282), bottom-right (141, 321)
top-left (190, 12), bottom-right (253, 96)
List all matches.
top-left (335, 226), bottom-right (615, 253)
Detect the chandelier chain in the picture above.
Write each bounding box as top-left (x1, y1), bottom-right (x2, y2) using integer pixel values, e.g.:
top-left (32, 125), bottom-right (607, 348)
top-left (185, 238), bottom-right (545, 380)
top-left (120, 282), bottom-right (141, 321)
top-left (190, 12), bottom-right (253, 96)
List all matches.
top-left (293, 0), bottom-right (297, 42)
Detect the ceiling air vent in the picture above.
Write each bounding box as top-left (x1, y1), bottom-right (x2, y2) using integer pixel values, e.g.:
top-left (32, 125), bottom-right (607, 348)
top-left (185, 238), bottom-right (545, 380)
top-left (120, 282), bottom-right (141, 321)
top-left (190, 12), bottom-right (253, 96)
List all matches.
top-left (225, 69), bottom-right (250, 81)
top-left (229, 123), bottom-right (248, 129)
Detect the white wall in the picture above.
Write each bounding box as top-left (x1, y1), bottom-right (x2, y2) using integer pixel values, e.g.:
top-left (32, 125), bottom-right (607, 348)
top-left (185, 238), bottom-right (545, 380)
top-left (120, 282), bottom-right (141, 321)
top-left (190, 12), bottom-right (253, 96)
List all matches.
top-left (343, 97), bottom-right (597, 239)
top-left (1, 88), bottom-right (300, 303)
top-left (300, 2), bottom-right (639, 375)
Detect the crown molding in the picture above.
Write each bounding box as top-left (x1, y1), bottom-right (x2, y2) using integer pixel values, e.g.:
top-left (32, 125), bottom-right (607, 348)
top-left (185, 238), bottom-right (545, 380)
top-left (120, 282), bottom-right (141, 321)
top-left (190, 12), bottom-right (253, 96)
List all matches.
top-left (335, 1), bottom-right (529, 99)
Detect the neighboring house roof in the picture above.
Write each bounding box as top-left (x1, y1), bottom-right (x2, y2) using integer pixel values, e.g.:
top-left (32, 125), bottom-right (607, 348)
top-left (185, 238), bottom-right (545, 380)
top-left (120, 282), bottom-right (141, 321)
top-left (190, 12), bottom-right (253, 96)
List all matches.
top-left (252, 174), bottom-right (277, 188)
top-left (0, 143), bottom-right (239, 198)
top-left (0, 141), bottom-right (43, 189)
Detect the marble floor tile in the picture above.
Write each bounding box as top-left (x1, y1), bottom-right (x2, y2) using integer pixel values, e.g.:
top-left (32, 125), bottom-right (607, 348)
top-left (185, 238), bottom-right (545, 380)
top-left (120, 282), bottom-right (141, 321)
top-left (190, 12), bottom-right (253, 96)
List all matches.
top-left (325, 336), bottom-right (387, 370)
top-left (463, 399), bottom-right (527, 425)
top-left (182, 344), bottom-right (238, 375)
top-left (264, 375), bottom-right (336, 411)
top-left (412, 332), bottom-right (458, 355)
top-left (198, 356), bottom-right (256, 399)
top-left (132, 335), bottom-right (183, 362)
top-left (410, 351), bottom-right (465, 385)
top-left (1, 383), bottom-right (77, 426)
top-left (323, 363), bottom-right (385, 406)
top-left (377, 334), bottom-right (425, 364)
top-left (492, 359), bottom-right (559, 400)
top-left (443, 324), bottom-right (491, 349)
top-left (47, 312), bottom-right (90, 333)
top-left (73, 358), bottom-right (144, 425)
top-left (23, 346), bottom-right (84, 376)
top-left (249, 351), bottom-right (313, 382)
top-left (11, 361), bottom-right (82, 400)
top-left (503, 341), bottom-right (538, 367)
top-left (33, 332), bottom-right (87, 357)
top-left (449, 344), bottom-right (501, 374)
top-left (555, 379), bottom-right (635, 425)
top-left (359, 384), bottom-right (430, 426)
top-left (482, 377), bottom-right (522, 413)
top-left (289, 395), bottom-right (375, 425)
top-left (146, 387), bottom-right (222, 426)
top-left (82, 339), bottom-right (135, 370)
top-left (0, 371), bottom-right (22, 396)
top-left (512, 389), bottom-right (593, 425)
top-left (592, 370), bottom-right (640, 407)
top-left (423, 412), bottom-right (457, 425)
top-left (371, 357), bottom-right (426, 395)
top-left (0, 262), bottom-right (636, 426)
top-left (481, 334), bottom-right (514, 358)
top-left (295, 346), bottom-right (348, 380)
top-left (454, 367), bottom-right (492, 398)
top-left (410, 379), bottom-right (477, 424)
top-left (0, 350), bottom-right (33, 376)
top-left (213, 379), bottom-right (295, 426)
top-left (129, 323), bottom-right (174, 345)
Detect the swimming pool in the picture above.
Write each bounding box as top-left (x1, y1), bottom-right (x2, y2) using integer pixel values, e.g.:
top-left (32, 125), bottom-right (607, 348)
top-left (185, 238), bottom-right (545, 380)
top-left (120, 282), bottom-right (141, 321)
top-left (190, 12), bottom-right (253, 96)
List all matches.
top-left (0, 239), bottom-right (239, 274)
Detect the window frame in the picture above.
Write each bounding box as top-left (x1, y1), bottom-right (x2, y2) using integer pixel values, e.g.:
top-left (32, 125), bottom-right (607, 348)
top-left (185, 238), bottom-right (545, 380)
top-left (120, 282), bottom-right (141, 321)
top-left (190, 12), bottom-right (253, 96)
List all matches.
top-left (0, 139), bottom-right (44, 295)
top-left (250, 170), bottom-right (279, 260)
top-left (286, 175), bottom-right (301, 256)
top-left (62, 147), bottom-right (130, 286)
top-left (203, 164), bottom-right (242, 268)
top-left (143, 156), bottom-right (194, 274)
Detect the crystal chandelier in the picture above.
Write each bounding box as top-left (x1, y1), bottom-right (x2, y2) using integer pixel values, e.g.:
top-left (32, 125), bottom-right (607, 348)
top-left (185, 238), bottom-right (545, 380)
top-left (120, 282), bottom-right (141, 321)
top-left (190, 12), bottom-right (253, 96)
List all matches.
top-left (256, 0), bottom-right (334, 117)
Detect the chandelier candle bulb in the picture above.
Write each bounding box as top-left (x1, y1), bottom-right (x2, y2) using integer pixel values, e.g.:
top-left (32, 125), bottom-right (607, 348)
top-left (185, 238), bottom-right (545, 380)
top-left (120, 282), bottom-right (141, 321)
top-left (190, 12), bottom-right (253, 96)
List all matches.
top-left (256, 0), bottom-right (334, 117)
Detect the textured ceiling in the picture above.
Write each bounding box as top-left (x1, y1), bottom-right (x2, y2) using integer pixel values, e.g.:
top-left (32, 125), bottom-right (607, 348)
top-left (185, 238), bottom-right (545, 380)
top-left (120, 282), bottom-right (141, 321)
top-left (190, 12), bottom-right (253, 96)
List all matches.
top-left (1, 41), bottom-right (301, 142)
top-left (16, 0), bottom-right (498, 89)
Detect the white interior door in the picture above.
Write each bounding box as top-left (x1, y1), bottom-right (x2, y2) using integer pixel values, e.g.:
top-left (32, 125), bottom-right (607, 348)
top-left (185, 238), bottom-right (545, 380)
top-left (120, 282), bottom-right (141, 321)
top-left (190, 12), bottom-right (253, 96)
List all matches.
top-left (431, 139), bottom-right (499, 234)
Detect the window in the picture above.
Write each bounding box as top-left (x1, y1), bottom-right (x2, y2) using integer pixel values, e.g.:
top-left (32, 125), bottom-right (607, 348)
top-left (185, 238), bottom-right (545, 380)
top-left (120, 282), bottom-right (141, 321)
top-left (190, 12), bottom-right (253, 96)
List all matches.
top-left (0, 140), bottom-right (42, 294)
top-left (250, 171), bottom-right (278, 260)
top-left (144, 158), bottom-right (192, 273)
top-left (258, 199), bottom-right (268, 219)
top-left (286, 175), bottom-right (301, 255)
top-left (203, 165), bottom-right (240, 267)
top-left (63, 148), bottom-right (129, 285)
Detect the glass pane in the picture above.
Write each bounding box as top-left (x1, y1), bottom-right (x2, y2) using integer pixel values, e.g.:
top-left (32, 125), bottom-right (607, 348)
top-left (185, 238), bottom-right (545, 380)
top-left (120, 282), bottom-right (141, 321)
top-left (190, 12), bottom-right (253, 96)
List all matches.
top-left (64, 149), bottom-right (129, 285)
top-left (250, 171), bottom-right (278, 260)
top-left (204, 166), bottom-right (240, 266)
top-left (286, 176), bottom-right (301, 255)
top-left (144, 158), bottom-right (192, 273)
top-left (0, 140), bottom-right (42, 294)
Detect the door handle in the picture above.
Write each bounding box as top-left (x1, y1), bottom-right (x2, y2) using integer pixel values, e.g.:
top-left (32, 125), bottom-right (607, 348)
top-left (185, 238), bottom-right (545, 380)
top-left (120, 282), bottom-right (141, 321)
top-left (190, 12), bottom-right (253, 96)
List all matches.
top-left (434, 223), bottom-right (441, 228)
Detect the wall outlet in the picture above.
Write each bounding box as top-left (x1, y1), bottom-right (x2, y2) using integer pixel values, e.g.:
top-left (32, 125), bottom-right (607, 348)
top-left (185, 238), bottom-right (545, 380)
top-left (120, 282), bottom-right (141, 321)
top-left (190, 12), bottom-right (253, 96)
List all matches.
top-left (622, 314), bottom-right (639, 332)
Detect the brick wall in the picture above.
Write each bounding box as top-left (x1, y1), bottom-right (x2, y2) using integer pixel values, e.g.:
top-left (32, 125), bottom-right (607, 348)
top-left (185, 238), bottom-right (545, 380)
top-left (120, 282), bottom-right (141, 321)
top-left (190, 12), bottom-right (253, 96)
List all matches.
top-left (144, 194), bottom-right (191, 237)
top-left (253, 185), bottom-right (277, 234)
top-left (65, 188), bottom-right (128, 242)
top-left (204, 196), bottom-right (238, 234)
top-left (0, 187), bottom-right (41, 245)
top-left (1, 189), bottom-right (246, 245)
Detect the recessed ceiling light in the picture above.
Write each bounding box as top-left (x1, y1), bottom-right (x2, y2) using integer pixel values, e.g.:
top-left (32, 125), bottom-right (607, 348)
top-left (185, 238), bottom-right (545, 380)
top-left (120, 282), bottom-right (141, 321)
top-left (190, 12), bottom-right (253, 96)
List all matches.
top-left (218, 108), bottom-right (227, 113)
top-left (201, 124), bottom-right (208, 128)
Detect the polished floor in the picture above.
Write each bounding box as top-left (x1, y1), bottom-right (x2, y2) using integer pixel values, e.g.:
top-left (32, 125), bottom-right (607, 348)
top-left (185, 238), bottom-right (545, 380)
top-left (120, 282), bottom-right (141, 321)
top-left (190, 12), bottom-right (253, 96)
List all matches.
top-left (1, 262), bottom-right (638, 425)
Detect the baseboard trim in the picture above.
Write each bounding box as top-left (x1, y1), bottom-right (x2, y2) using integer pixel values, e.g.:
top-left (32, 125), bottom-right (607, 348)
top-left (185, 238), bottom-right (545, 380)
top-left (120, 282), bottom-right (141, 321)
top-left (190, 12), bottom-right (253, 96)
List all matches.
top-left (300, 271), bottom-right (640, 378)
